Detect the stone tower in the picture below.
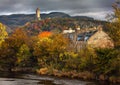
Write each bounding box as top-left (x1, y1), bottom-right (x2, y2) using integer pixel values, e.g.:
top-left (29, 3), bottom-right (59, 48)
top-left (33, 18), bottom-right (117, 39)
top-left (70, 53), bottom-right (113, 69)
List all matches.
top-left (36, 8), bottom-right (41, 20)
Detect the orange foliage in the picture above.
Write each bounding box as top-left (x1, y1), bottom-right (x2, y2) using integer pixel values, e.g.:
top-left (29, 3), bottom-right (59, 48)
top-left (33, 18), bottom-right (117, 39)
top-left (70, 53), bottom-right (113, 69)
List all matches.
top-left (38, 31), bottom-right (52, 39)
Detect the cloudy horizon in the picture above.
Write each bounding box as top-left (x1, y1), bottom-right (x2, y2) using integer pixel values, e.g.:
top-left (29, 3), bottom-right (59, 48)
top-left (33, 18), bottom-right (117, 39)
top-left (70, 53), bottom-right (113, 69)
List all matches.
top-left (0, 0), bottom-right (116, 20)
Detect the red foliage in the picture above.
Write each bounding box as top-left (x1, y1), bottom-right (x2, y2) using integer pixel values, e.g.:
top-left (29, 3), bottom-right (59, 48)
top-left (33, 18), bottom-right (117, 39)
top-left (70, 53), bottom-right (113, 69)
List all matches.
top-left (38, 31), bottom-right (52, 39)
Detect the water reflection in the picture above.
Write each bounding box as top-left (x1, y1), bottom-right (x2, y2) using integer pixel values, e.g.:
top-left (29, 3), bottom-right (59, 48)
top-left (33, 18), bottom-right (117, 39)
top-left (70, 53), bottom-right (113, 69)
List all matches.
top-left (0, 77), bottom-right (89, 85)
top-left (0, 78), bottom-right (39, 85)
top-left (0, 72), bottom-right (119, 85)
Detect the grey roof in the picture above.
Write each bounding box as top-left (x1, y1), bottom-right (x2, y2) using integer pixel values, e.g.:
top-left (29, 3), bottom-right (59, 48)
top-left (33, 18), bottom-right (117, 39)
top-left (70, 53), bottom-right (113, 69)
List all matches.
top-left (77, 30), bottom-right (97, 41)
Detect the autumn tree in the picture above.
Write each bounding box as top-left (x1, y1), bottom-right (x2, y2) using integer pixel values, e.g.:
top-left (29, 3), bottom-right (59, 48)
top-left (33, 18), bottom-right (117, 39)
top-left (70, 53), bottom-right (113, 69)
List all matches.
top-left (38, 31), bottom-right (52, 39)
top-left (7, 28), bottom-right (30, 49)
top-left (0, 41), bottom-right (15, 71)
top-left (0, 23), bottom-right (8, 47)
top-left (107, 3), bottom-right (120, 48)
top-left (0, 28), bottom-right (35, 71)
top-left (33, 33), bottom-right (69, 68)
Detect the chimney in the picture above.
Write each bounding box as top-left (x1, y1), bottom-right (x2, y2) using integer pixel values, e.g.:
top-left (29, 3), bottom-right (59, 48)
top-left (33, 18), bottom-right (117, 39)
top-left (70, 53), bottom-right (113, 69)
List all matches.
top-left (97, 25), bottom-right (103, 32)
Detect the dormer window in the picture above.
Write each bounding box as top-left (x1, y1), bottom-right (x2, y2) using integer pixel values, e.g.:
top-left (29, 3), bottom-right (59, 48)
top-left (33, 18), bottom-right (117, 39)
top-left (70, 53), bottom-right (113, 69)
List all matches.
top-left (77, 35), bottom-right (83, 41)
top-left (84, 36), bottom-right (89, 41)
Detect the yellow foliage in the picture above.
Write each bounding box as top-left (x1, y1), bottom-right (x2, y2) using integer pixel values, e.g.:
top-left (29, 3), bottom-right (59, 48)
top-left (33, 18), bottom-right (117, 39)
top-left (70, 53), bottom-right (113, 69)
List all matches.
top-left (0, 23), bottom-right (8, 46)
top-left (37, 67), bottom-right (48, 75)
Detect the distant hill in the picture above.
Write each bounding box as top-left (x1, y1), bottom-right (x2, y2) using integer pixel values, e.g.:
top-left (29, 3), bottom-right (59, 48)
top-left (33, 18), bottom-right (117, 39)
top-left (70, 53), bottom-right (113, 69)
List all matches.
top-left (0, 12), bottom-right (107, 35)
top-left (72, 16), bottom-right (94, 20)
top-left (0, 14), bottom-right (35, 28)
top-left (21, 17), bottom-right (106, 36)
top-left (0, 12), bottom-right (94, 28)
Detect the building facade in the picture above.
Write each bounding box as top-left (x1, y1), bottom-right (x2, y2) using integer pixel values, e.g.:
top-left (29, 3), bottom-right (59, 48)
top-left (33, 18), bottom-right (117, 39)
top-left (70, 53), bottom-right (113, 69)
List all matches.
top-left (63, 26), bottom-right (114, 50)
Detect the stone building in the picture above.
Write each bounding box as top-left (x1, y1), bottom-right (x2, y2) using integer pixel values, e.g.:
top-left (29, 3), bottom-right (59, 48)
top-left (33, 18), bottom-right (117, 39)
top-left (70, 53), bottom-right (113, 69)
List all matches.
top-left (87, 27), bottom-right (114, 48)
top-left (63, 26), bottom-right (114, 49)
top-left (36, 8), bottom-right (41, 20)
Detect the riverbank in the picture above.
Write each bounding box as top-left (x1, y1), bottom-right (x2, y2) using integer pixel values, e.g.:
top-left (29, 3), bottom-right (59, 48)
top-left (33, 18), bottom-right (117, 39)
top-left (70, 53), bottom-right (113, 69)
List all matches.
top-left (37, 67), bottom-right (120, 84)
top-left (0, 72), bottom-right (110, 85)
top-left (0, 67), bottom-right (120, 84)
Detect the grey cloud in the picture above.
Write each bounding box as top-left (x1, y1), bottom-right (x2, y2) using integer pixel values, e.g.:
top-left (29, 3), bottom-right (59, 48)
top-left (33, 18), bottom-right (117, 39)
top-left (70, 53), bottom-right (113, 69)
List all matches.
top-left (0, 0), bottom-right (115, 19)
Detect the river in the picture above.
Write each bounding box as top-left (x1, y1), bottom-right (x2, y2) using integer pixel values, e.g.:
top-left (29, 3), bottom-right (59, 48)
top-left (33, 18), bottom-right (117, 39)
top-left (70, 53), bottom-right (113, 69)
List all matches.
top-left (0, 72), bottom-right (119, 85)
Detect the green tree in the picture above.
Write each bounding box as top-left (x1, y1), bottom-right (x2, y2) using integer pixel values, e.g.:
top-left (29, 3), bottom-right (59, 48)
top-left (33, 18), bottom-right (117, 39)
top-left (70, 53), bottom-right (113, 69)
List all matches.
top-left (78, 47), bottom-right (97, 72)
top-left (16, 44), bottom-right (32, 67)
top-left (95, 48), bottom-right (120, 75)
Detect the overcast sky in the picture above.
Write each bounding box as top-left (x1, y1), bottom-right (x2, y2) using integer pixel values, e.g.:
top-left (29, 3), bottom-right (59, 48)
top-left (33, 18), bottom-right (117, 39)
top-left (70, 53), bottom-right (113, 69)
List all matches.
top-left (0, 0), bottom-right (116, 20)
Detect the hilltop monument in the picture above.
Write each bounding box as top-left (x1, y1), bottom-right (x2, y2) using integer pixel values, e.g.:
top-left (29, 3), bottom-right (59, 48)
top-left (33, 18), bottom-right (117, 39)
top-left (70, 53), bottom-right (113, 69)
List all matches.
top-left (36, 8), bottom-right (41, 20)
